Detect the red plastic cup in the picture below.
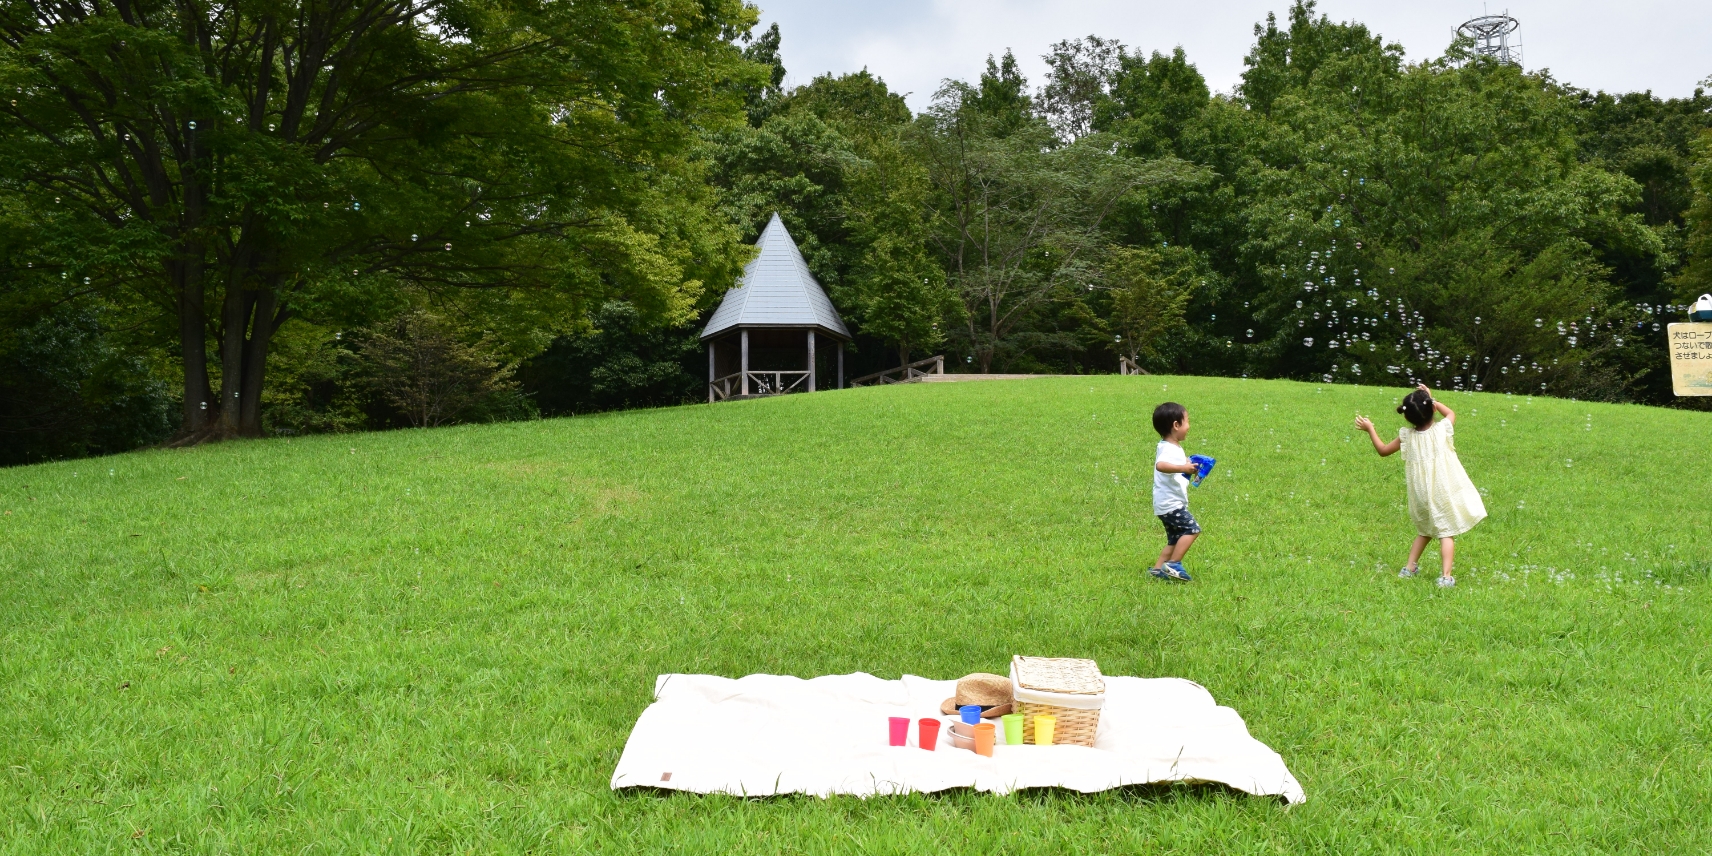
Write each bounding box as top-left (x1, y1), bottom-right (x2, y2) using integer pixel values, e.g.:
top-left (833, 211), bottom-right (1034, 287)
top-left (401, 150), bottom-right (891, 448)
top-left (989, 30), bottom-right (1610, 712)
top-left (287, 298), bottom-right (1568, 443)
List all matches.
top-left (888, 716), bottom-right (909, 746)
top-left (918, 718), bottom-right (941, 751)
top-left (973, 722), bottom-right (996, 757)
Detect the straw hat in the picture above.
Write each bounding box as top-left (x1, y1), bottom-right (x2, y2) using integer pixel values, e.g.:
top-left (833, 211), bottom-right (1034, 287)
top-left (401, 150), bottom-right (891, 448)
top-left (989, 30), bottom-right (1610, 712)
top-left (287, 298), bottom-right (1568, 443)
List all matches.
top-left (939, 673), bottom-right (1014, 717)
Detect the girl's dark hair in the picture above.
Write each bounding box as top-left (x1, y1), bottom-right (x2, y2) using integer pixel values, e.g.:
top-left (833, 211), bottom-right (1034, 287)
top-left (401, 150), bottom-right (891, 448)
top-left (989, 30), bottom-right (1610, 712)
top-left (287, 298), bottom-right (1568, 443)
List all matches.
top-left (1398, 390), bottom-right (1434, 428)
top-left (1153, 402), bottom-right (1186, 438)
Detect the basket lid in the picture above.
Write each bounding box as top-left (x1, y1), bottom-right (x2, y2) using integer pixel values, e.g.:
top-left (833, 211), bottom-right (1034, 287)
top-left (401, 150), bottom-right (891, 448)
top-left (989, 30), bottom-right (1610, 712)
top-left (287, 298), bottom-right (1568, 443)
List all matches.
top-left (1011, 656), bottom-right (1104, 695)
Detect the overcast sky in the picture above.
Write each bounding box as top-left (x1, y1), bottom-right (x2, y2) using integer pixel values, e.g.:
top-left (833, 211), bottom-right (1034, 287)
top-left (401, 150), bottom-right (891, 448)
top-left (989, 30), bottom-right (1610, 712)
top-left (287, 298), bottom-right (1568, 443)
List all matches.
top-left (752, 1), bottom-right (1712, 111)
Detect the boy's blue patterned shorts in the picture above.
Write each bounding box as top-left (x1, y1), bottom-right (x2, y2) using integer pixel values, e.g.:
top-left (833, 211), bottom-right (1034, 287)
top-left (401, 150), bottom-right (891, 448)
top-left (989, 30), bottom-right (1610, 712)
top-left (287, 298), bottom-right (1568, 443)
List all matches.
top-left (1158, 507), bottom-right (1201, 545)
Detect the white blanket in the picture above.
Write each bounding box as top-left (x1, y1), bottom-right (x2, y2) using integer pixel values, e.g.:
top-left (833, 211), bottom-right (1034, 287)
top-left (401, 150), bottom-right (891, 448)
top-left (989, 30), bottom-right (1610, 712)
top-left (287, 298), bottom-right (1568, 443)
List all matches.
top-left (610, 673), bottom-right (1305, 804)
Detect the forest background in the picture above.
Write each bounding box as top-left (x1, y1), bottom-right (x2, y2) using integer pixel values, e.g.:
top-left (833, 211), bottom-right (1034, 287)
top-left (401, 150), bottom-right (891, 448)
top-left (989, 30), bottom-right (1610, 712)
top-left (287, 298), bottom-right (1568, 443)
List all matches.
top-left (3, 0), bottom-right (1710, 465)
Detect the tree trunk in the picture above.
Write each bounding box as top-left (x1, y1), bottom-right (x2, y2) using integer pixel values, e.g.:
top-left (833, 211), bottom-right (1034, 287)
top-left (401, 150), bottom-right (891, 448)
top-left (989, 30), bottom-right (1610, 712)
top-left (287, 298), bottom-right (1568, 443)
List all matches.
top-left (174, 256), bottom-right (211, 434)
top-left (238, 289), bottom-right (279, 436)
top-left (216, 283), bottom-right (252, 436)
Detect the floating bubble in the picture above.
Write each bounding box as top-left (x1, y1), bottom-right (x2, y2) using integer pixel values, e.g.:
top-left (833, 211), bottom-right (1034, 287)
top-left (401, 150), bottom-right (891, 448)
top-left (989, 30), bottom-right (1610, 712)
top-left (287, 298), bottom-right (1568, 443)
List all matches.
top-left (1304, 337), bottom-right (1314, 347)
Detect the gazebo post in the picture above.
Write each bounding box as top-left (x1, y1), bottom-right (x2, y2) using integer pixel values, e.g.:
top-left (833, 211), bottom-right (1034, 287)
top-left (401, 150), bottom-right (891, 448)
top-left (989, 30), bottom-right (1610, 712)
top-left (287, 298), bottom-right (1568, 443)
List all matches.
top-left (807, 330), bottom-right (816, 392)
top-left (837, 341), bottom-right (844, 389)
top-left (707, 340), bottom-right (716, 402)
top-left (740, 329), bottom-right (750, 397)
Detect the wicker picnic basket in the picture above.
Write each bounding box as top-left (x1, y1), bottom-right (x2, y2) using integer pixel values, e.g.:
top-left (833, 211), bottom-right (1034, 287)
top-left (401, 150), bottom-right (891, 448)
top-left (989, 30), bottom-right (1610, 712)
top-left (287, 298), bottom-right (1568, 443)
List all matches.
top-left (1011, 656), bottom-right (1105, 747)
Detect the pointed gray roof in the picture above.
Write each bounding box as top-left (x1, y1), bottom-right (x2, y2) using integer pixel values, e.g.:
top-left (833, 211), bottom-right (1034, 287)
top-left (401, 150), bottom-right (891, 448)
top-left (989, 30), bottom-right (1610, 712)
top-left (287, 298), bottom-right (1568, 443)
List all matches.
top-left (700, 214), bottom-right (851, 341)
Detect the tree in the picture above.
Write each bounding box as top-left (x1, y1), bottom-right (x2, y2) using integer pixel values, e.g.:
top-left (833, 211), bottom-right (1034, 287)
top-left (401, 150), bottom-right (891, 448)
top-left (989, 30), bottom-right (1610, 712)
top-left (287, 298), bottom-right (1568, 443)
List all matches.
top-left (913, 68), bottom-right (1201, 372)
top-left (709, 67), bottom-right (955, 367)
top-left (1230, 6), bottom-right (1657, 397)
top-left (0, 0), bottom-right (757, 442)
top-left (356, 309), bottom-right (519, 428)
top-left (1680, 128), bottom-right (1712, 303)
top-left (516, 300), bottom-right (703, 416)
top-left (1039, 36), bottom-right (1122, 144)
top-left (1104, 246), bottom-right (1192, 365)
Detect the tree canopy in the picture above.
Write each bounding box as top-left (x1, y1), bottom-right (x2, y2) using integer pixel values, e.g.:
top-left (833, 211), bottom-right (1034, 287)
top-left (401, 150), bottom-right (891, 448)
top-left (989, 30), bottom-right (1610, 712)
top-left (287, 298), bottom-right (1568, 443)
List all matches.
top-left (6, 0), bottom-right (1711, 462)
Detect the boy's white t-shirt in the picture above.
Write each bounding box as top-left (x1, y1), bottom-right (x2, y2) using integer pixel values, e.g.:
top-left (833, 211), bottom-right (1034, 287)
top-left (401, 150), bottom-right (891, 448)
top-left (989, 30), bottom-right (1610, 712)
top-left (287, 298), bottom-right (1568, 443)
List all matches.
top-left (1153, 440), bottom-right (1190, 515)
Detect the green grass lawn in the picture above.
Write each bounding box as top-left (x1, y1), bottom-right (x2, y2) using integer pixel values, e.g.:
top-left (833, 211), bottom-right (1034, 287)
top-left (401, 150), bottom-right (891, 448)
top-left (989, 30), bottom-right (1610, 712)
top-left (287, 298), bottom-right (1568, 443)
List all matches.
top-left (3, 376), bottom-right (1710, 854)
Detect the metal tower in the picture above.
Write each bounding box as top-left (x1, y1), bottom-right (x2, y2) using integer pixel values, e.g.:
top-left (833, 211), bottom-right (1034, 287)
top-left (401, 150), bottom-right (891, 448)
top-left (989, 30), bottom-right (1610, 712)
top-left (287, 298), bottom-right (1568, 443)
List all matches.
top-left (1458, 13), bottom-right (1522, 66)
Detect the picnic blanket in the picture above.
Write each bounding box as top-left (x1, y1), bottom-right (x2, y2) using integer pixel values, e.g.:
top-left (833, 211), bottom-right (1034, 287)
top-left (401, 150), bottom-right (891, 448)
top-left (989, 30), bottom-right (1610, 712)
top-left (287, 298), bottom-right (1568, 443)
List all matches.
top-left (610, 672), bottom-right (1304, 804)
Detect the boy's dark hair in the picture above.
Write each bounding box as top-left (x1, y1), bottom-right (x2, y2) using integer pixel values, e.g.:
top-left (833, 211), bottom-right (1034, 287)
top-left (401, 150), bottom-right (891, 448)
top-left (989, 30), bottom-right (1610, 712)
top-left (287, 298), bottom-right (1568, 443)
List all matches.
top-left (1152, 402), bottom-right (1186, 438)
top-left (1398, 390), bottom-right (1434, 428)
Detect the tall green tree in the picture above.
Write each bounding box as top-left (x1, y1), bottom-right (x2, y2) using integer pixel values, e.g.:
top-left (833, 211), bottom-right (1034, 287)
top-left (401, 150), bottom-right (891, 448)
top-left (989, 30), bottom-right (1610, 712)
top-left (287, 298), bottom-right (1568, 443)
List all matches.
top-left (1679, 128), bottom-right (1712, 303)
top-left (1221, 2), bottom-right (1658, 398)
top-left (913, 63), bottom-right (1201, 372)
top-left (0, 0), bottom-right (757, 441)
top-left (709, 66), bottom-right (954, 367)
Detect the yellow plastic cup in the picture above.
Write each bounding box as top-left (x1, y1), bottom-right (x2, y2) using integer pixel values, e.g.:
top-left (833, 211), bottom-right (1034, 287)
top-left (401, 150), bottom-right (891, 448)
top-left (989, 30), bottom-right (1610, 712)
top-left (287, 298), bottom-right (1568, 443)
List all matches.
top-left (1034, 715), bottom-right (1056, 746)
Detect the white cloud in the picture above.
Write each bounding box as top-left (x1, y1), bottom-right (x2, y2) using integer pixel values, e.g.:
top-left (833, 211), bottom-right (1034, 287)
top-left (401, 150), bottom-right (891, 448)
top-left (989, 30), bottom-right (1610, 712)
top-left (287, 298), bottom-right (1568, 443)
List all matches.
top-left (756, 0), bottom-right (1712, 110)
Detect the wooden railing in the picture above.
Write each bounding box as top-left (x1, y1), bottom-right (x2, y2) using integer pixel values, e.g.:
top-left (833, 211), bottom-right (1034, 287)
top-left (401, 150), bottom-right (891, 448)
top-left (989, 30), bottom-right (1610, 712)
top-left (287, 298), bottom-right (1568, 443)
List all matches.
top-left (849, 355), bottom-right (945, 387)
top-left (747, 370), bottom-right (809, 396)
top-left (709, 372), bottom-right (742, 402)
top-left (1119, 356), bottom-right (1148, 376)
top-left (710, 370), bottom-right (810, 400)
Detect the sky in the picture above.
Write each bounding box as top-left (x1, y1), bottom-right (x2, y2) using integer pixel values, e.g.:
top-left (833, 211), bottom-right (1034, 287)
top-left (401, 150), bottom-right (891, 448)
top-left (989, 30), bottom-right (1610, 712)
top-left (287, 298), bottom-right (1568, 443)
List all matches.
top-left (751, 1), bottom-right (1712, 111)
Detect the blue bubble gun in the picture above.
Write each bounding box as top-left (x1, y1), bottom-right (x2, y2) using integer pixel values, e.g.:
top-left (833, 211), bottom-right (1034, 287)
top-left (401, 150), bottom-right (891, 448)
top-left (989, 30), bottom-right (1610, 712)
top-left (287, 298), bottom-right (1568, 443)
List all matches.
top-left (1188, 455), bottom-right (1216, 487)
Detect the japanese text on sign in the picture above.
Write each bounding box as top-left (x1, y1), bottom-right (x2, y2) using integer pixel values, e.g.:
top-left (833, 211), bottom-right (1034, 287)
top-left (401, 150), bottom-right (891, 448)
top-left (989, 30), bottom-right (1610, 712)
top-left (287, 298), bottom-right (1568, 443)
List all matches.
top-left (1668, 323), bottom-right (1712, 396)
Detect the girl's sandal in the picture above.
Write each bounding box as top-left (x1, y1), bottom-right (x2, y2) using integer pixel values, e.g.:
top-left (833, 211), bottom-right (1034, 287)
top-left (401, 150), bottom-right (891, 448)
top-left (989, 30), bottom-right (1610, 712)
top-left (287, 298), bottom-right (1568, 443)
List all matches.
top-left (1398, 565), bottom-right (1419, 578)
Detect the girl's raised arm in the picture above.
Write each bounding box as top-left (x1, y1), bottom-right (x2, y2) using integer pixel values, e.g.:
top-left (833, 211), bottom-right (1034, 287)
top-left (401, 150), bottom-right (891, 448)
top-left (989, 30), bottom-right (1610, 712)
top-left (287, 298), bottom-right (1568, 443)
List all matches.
top-left (1354, 415), bottom-right (1401, 457)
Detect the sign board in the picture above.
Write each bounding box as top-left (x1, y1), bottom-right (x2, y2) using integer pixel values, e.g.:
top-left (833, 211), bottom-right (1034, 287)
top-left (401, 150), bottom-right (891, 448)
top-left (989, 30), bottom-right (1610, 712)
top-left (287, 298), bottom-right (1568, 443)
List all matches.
top-left (1668, 323), bottom-right (1712, 396)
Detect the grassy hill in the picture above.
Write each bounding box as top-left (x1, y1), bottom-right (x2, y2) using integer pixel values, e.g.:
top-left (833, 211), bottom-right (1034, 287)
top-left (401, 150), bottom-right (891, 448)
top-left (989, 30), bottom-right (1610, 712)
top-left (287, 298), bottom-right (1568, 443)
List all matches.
top-left (3, 376), bottom-right (1709, 853)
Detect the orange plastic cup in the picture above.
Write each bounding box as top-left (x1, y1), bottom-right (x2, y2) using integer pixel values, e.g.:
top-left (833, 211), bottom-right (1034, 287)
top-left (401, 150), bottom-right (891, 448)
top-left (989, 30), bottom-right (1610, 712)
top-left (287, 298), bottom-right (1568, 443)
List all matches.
top-left (973, 722), bottom-right (996, 757)
top-left (1034, 715), bottom-right (1056, 746)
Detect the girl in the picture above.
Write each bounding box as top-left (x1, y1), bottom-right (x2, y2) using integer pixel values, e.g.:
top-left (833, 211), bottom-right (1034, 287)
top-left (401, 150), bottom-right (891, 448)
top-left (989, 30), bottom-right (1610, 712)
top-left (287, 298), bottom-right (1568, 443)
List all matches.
top-left (1354, 384), bottom-right (1486, 588)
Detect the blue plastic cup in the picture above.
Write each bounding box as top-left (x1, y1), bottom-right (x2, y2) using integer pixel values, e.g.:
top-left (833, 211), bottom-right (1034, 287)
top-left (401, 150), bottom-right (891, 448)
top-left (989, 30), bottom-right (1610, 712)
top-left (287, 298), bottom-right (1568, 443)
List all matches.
top-left (960, 705), bottom-right (982, 725)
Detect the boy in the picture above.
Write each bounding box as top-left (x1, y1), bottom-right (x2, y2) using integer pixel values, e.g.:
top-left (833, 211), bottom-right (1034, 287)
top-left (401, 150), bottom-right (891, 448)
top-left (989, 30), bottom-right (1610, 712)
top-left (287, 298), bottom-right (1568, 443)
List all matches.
top-left (1149, 402), bottom-right (1200, 582)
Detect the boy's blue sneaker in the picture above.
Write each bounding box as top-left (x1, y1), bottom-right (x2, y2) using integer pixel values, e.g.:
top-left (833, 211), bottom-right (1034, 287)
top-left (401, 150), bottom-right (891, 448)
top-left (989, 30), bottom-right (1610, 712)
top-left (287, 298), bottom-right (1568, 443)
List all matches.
top-left (1148, 566), bottom-right (1171, 581)
top-left (1163, 561), bottom-right (1192, 582)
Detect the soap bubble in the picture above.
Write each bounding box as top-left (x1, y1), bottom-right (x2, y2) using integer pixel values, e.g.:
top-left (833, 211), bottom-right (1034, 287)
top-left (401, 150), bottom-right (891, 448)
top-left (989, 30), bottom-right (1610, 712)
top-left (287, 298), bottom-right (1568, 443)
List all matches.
top-left (1303, 337), bottom-right (1314, 347)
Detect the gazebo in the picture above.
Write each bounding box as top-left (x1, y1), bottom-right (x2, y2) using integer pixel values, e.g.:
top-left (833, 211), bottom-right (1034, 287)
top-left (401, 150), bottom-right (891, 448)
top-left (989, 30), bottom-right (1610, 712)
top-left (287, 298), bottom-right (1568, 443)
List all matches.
top-left (701, 214), bottom-right (852, 401)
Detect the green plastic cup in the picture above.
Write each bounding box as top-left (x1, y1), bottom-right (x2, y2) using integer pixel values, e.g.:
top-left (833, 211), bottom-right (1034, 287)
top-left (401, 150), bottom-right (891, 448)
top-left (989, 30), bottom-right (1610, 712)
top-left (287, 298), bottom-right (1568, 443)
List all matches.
top-left (1001, 713), bottom-right (1024, 745)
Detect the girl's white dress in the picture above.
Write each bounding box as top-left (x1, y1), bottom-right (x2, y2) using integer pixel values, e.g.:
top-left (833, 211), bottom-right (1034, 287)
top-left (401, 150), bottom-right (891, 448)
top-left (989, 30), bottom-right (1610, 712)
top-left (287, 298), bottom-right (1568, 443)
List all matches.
top-left (1398, 419), bottom-right (1486, 538)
